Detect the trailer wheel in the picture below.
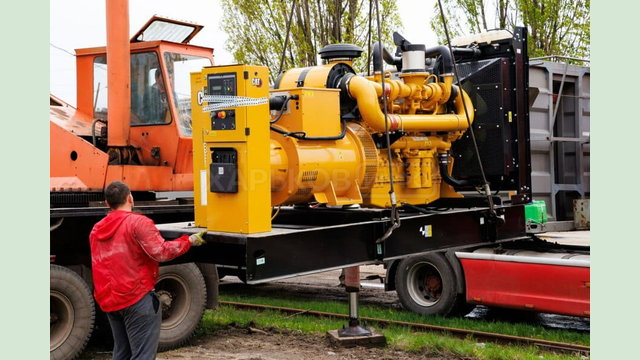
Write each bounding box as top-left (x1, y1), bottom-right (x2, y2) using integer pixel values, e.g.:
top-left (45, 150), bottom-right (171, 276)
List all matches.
top-left (156, 263), bottom-right (206, 351)
top-left (50, 265), bottom-right (95, 360)
top-left (395, 253), bottom-right (458, 316)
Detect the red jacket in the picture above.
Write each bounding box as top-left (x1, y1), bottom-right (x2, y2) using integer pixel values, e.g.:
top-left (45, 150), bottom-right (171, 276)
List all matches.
top-left (89, 210), bottom-right (191, 312)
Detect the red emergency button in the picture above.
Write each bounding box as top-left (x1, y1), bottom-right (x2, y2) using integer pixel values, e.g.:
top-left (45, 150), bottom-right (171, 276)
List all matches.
top-left (217, 111), bottom-right (226, 119)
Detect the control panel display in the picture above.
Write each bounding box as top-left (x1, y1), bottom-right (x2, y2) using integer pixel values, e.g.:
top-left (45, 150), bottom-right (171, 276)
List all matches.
top-left (207, 73), bottom-right (237, 130)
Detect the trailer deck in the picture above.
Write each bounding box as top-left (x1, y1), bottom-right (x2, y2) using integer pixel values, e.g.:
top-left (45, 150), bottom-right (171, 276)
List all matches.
top-left (157, 204), bottom-right (529, 284)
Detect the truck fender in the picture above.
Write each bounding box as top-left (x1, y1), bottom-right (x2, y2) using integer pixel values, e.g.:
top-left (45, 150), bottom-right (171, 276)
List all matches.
top-left (384, 260), bottom-right (399, 291)
top-left (196, 262), bottom-right (219, 309)
top-left (444, 250), bottom-right (466, 295)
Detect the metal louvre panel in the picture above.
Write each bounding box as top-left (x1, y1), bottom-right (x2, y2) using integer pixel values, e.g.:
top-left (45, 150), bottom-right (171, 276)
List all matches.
top-left (451, 58), bottom-right (511, 180)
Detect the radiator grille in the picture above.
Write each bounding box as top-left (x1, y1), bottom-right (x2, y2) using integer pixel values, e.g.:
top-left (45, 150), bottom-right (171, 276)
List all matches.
top-left (348, 123), bottom-right (378, 193)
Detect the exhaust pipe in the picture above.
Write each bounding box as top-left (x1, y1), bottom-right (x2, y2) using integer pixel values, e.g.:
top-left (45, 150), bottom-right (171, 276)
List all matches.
top-left (344, 74), bottom-right (474, 133)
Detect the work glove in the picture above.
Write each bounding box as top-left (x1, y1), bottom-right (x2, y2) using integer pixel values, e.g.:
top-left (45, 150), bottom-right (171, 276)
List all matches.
top-left (189, 230), bottom-right (207, 246)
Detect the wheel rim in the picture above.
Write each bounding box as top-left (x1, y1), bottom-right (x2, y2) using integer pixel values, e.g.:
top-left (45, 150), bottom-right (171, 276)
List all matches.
top-left (50, 290), bottom-right (74, 351)
top-left (406, 261), bottom-right (444, 307)
top-left (157, 274), bottom-right (192, 330)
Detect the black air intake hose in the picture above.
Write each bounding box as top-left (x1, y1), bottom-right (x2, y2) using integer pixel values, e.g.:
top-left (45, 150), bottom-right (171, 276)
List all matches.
top-left (269, 95), bottom-right (289, 111)
top-left (372, 42), bottom-right (401, 72)
top-left (452, 47), bottom-right (481, 59)
top-left (424, 46), bottom-right (454, 74)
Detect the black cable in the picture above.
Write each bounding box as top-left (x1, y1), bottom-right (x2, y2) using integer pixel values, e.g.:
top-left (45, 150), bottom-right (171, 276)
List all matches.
top-left (278, 0), bottom-right (297, 74)
top-left (374, 0), bottom-right (400, 244)
top-left (400, 202), bottom-right (453, 214)
top-left (436, 0), bottom-right (501, 224)
top-left (50, 43), bottom-right (76, 57)
top-left (270, 126), bottom-right (305, 138)
top-left (366, 0), bottom-right (373, 76)
top-left (91, 119), bottom-right (107, 146)
top-left (270, 120), bottom-right (347, 141)
top-left (270, 96), bottom-right (292, 124)
top-left (400, 202), bottom-right (433, 215)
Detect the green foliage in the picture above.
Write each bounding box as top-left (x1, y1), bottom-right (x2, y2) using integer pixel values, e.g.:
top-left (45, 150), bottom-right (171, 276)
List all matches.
top-left (220, 0), bottom-right (403, 83)
top-left (431, 0), bottom-right (590, 59)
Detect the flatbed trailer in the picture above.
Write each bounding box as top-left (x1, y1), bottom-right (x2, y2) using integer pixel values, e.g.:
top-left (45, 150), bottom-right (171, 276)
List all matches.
top-left (157, 204), bottom-right (528, 284)
top-left (156, 203), bottom-right (588, 320)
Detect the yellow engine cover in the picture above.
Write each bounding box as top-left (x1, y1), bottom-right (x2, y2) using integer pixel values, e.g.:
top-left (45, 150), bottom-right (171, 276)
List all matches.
top-left (270, 88), bottom-right (341, 138)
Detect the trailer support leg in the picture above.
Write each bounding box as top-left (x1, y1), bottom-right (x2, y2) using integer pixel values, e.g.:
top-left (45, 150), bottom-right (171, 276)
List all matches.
top-left (327, 266), bottom-right (386, 346)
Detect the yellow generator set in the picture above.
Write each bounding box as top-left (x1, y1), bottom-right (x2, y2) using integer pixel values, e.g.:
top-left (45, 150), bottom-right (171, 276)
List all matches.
top-left (191, 40), bottom-right (477, 234)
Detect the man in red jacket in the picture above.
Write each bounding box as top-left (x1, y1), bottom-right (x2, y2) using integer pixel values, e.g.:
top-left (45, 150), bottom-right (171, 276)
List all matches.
top-left (90, 181), bottom-right (206, 360)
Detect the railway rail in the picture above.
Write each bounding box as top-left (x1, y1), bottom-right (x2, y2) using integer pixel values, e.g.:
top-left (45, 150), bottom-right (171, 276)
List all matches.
top-left (219, 300), bottom-right (590, 356)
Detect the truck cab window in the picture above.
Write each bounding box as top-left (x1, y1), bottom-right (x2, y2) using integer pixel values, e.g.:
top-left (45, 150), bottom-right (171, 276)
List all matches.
top-left (163, 52), bottom-right (212, 136)
top-left (93, 52), bottom-right (172, 126)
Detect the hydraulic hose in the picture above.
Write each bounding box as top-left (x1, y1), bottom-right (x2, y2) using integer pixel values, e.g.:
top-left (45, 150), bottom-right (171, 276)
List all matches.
top-left (91, 118), bottom-right (107, 146)
top-left (437, 153), bottom-right (473, 187)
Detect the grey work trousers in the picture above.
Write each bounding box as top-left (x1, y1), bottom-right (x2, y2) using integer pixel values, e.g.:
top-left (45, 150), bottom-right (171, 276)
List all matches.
top-left (106, 291), bottom-right (162, 360)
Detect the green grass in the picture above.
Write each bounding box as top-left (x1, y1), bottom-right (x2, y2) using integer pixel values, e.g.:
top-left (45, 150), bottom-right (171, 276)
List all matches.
top-left (195, 305), bottom-right (588, 360)
top-left (217, 292), bottom-right (589, 346)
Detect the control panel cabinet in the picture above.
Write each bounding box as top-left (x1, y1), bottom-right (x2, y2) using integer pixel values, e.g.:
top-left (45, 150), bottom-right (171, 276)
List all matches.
top-left (191, 65), bottom-right (272, 234)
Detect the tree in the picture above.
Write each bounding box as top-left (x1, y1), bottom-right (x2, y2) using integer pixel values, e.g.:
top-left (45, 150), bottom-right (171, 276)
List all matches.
top-left (431, 0), bottom-right (590, 59)
top-left (220, 0), bottom-right (403, 83)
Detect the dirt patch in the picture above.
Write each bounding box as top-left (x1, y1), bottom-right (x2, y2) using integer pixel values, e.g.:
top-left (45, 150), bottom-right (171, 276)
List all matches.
top-left (159, 327), bottom-right (461, 360)
top-left (81, 326), bottom-right (466, 360)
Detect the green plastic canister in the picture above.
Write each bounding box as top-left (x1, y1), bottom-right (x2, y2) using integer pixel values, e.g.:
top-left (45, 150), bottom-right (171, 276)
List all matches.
top-left (525, 200), bottom-right (548, 223)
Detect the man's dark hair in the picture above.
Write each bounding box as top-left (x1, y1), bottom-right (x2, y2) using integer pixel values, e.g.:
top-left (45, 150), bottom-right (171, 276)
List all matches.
top-left (105, 181), bottom-right (131, 209)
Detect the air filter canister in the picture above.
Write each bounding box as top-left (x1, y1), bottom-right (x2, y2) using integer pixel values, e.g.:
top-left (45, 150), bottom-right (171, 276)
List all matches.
top-left (402, 44), bottom-right (427, 72)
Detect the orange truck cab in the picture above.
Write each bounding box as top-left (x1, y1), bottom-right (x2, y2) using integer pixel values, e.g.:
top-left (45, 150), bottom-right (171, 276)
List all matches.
top-left (50, 16), bottom-right (214, 202)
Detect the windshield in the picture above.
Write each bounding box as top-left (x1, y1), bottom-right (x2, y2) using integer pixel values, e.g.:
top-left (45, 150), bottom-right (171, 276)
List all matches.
top-left (164, 52), bottom-right (212, 136)
top-left (94, 52), bottom-right (172, 126)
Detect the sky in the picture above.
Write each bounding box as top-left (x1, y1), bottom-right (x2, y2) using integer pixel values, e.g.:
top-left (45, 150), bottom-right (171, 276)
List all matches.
top-left (50, 0), bottom-right (439, 106)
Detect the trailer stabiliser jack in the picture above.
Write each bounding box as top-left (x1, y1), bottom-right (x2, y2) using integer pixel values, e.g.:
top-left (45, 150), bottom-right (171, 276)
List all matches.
top-left (328, 267), bottom-right (386, 347)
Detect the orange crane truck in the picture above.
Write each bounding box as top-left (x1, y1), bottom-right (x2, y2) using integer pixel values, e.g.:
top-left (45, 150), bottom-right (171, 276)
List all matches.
top-left (50, 5), bottom-right (219, 359)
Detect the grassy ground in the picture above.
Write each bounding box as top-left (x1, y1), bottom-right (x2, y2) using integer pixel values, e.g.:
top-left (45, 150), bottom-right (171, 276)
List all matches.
top-left (219, 292), bottom-right (589, 345)
top-left (192, 292), bottom-right (589, 360)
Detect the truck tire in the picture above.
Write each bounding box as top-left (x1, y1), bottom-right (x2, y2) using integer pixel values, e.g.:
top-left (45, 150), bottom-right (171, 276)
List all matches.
top-left (395, 253), bottom-right (459, 316)
top-left (156, 263), bottom-right (206, 351)
top-left (50, 264), bottom-right (95, 360)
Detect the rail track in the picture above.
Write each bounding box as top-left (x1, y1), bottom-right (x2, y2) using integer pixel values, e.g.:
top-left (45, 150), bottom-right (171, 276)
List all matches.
top-left (220, 300), bottom-right (590, 356)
